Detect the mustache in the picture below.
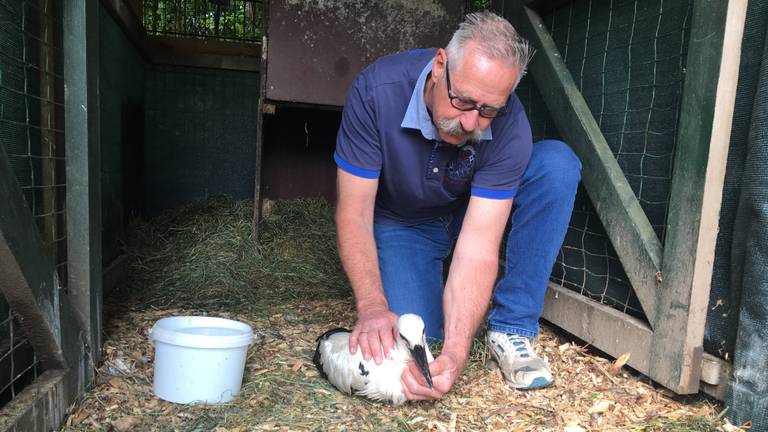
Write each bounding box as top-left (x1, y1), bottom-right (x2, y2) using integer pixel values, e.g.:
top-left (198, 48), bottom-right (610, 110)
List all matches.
top-left (435, 117), bottom-right (484, 143)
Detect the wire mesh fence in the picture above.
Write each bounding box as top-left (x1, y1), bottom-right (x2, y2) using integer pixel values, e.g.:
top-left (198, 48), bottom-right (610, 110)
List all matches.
top-left (1, 0), bottom-right (66, 280)
top-left (143, 0), bottom-right (263, 43)
top-left (0, 304), bottom-right (40, 408)
top-left (0, 0), bottom-right (65, 409)
top-left (509, 0), bottom-right (693, 319)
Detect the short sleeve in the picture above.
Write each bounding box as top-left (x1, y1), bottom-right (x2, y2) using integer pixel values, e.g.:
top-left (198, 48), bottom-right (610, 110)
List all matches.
top-left (335, 73), bottom-right (382, 179)
top-left (470, 99), bottom-right (533, 199)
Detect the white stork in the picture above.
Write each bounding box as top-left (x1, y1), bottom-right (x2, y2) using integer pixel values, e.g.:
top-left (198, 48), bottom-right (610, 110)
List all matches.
top-left (313, 313), bottom-right (434, 405)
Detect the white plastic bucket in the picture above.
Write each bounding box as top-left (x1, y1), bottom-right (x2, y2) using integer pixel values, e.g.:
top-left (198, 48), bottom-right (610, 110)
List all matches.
top-left (149, 316), bottom-right (254, 404)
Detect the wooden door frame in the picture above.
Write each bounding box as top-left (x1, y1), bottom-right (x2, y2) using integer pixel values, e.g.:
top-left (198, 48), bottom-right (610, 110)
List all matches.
top-left (505, 0), bottom-right (746, 396)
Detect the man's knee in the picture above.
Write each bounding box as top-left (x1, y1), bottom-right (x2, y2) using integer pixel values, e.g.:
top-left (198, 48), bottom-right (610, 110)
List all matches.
top-left (531, 139), bottom-right (582, 191)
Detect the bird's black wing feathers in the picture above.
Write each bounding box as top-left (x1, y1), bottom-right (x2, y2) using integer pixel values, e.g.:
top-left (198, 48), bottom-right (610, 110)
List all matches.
top-left (313, 327), bottom-right (351, 379)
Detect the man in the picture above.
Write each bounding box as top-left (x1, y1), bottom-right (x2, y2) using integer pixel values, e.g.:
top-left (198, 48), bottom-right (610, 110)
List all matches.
top-left (334, 11), bottom-right (581, 401)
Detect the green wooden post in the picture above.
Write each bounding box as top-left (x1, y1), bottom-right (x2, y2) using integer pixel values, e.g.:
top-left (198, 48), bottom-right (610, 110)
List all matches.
top-left (64, 0), bottom-right (102, 371)
top-left (505, 0), bottom-right (663, 325)
top-left (651, 0), bottom-right (746, 393)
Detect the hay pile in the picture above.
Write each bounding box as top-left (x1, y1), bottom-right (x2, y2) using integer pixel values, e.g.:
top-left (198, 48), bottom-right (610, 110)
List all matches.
top-left (61, 197), bottom-right (745, 432)
top-left (112, 197), bottom-right (349, 312)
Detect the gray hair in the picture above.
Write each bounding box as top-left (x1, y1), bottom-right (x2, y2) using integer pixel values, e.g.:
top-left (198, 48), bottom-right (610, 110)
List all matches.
top-left (445, 11), bottom-right (533, 88)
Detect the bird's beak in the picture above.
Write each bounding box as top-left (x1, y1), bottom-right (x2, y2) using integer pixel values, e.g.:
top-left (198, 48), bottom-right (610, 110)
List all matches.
top-left (410, 344), bottom-right (433, 389)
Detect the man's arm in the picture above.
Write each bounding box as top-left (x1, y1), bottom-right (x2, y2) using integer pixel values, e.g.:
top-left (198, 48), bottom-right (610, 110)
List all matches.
top-left (443, 195), bottom-right (513, 366)
top-left (335, 168), bottom-right (398, 364)
top-left (402, 195), bottom-right (512, 399)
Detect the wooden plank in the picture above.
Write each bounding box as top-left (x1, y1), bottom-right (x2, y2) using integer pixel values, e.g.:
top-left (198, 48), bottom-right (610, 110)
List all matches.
top-left (64, 0), bottom-right (103, 371)
top-left (700, 354), bottom-right (732, 401)
top-left (700, 353), bottom-right (727, 385)
top-left (0, 146), bottom-right (65, 370)
top-left (0, 371), bottom-right (67, 432)
top-left (147, 36), bottom-right (261, 72)
top-left (252, 95), bottom-right (266, 238)
top-left (650, 0), bottom-right (747, 394)
top-left (252, 3), bottom-right (269, 238)
top-left (506, 1), bottom-right (663, 325)
top-left (542, 283), bottom-right (653, 373)
top-left (99, 0), bottom-right (152, 62)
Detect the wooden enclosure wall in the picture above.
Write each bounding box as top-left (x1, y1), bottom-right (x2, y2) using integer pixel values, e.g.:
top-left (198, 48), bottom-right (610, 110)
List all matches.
top-left (502, 0), bottom-right (746, 398)
top-left (0, 1), bottom-right (101, 430)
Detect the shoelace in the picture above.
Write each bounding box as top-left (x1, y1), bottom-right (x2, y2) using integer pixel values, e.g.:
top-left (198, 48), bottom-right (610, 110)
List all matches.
top-left (491, 333), bottom-right (535, 360)
top-left (507, 335), bottom-right (532, 359)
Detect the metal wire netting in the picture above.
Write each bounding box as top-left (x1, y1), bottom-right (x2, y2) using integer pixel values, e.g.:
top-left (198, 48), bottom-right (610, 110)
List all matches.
top-left (0, 304), bottom-right (40, 408)
top-left (0, 0), bottom-right (66, 278)
top-left (504, 0), bottom-right (693, 319)
top-left (0, 0), bottom-right (64, 408)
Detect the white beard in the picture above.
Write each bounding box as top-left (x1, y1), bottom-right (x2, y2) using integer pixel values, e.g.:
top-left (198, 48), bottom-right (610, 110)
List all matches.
top-left (436, 117), bottom-right (484, 143)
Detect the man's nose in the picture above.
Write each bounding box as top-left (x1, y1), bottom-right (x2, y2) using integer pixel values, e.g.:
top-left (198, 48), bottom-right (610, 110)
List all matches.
top-left (460, 109), bottom-right (480, 132)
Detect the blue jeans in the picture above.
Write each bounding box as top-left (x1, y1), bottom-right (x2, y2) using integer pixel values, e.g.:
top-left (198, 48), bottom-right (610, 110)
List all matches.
top-left (374, 140), bottom-right (581, 340)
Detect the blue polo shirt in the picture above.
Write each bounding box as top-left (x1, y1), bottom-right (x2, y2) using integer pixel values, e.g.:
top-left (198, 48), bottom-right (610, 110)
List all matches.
top-left (335, 48), bottom-right (533, 225)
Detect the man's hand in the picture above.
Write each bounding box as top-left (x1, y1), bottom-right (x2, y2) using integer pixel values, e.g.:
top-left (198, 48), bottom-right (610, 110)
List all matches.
top-left (349, 308), bottom-right (398, 365)
top-left (401, 351), bottom-right (466, 401)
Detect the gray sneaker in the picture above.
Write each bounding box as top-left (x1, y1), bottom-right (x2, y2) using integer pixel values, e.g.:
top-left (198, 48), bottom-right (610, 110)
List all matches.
top-left (486, 330), bottom-right (553, 389)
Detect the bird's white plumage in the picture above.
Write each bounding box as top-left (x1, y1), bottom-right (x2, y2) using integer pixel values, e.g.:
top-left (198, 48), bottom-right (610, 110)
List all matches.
top-left (313, 314), bottom-right (434, 405)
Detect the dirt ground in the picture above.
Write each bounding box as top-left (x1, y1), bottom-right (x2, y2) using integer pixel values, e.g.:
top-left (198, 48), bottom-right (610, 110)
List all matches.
top-left (59, 299), bottom-right (737, 432)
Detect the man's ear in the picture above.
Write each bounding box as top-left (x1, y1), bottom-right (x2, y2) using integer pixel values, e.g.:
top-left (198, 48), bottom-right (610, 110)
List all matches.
top-left (431, 48), bottom-right (448, 84)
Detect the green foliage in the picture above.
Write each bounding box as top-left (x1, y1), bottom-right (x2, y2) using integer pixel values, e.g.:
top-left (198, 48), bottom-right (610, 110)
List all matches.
top-left (143, 0), bottom-right (262, 42)
top-left (469, 0), bottom-right (492, 12)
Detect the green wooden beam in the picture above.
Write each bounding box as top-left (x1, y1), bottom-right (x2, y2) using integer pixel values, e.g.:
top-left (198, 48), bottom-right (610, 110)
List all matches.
top-left (0, 145), bottom-right (65, 370)
top-left (505, 1), bottom-right (663, 325)
top-left (64, 0), bottom-right (102, 369)
top-left (651, 0), bottom-right (746, 393)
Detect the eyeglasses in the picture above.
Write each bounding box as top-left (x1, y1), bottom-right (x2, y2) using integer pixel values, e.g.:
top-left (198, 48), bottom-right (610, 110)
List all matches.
top-left (445, 61), bottom-right (507, 118)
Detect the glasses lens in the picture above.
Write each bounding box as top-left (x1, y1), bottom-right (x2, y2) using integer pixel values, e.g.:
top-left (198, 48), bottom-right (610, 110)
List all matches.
top-left (478, 107), bottom-right (501, 118)
top-left (451, 97), bottom-right (475, 111)
top-left (450, 96), bottom-right (505, 118)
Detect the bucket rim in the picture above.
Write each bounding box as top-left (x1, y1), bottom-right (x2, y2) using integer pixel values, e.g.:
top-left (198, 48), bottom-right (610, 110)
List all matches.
top-left (149, 316), bottom-right (255, 349)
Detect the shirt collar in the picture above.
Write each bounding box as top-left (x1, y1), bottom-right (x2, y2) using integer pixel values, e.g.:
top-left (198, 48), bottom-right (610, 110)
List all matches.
top-left (400, 60), bottom-right (493, 141)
